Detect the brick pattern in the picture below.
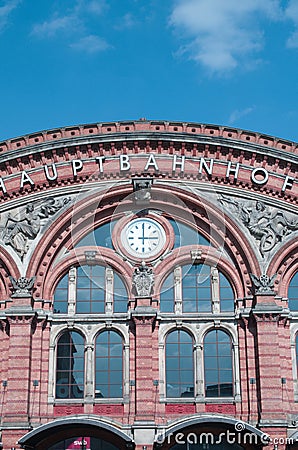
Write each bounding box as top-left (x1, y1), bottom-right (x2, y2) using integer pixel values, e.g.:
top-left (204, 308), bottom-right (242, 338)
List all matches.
top-left (205, 404), bottom-right (236, 414)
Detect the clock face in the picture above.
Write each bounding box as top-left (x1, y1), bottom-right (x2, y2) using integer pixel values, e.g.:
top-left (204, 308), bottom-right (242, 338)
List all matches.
top-left (121, 218), bottom-right (166, 258)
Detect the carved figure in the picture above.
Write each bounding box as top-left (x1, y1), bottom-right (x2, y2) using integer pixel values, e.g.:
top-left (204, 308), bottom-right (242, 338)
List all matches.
top-left (132, 178), bottom-right (152, 204)
top-left (2, 197), bottom-right (70, 259)
top-left (219, 195), bottom-right (298, 256)
top-left (3, 204), bottom-right (41, 259)
top-left (132, 261), bottom-right (154, 297)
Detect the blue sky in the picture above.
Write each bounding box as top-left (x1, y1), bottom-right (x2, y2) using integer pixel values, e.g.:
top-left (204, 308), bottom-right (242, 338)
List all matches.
top-left (0, 0), bottom-right (298, 142)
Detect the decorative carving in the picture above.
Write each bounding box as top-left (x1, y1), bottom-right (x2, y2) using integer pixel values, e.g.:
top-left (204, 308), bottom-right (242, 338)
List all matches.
top-left (132, 261), bottom-right (154, 297)
top-left (84, 250), bottom-right (98, 264)
top-left (190, 249), bottom-right (202, 261)
top-left (93, 404), bottom-right (124, 415)
top-left (2, 197), bottom-right (71, 260)
top-left (219, 194), bottom-right (298, 256)
top-left (132, 178), bottom-right (153, 204)
top-left (205, 403), bottom-right (236, 414)
top-left (165, 404), bottom-right (196, 414)
top-left (9, 276), bottom-right (36, 298)
top-left (250, 273), bottom-right (277, 295)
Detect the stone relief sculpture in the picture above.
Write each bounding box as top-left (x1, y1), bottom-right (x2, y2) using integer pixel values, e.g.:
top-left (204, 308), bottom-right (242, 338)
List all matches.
top-left (249, 273), bottom-right (277, 295)
top-left (132, 261), bottom-right (154, 297)
top-left (9, 276), bottom-right (36, 298)
top-left (2, 197), bottom-right (70, 260)
top-left (132, 178), bottom-right (152, 205)
top-left (219, 194), bottom-right (298, 256)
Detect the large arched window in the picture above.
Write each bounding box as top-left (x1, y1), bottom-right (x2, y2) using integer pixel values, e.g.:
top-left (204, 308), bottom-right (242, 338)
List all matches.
top-left (219, 272), bottom-right (234, 312)
top-left (77, 265), bottom-right (105, 313)
top-left (53, 265), bottom-right (127, 314)
top-left (56, 331), bottom-right (85, 399)
top-left (165, 330), bottom-right (194, 398)
top-left (204, 329), bottom-right (233, 397)
top-left (113, 273), bottom-right (128, 313)
top-left (53, 273), bottom-right (68, 313)
top-left (160, 271), bottom-right (175, 313)
top-left (95, 331), bottom-right (123, 398)
top-left (159, 264), bottom-right (234, 314)
top-left (288, 272), bottom-right (298, 311)
top-left (182, 264), bottom-right (212, 312)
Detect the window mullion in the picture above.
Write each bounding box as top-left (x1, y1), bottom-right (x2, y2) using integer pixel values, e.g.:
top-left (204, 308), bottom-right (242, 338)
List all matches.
top-left (68, 266), bottom-right (76, 315)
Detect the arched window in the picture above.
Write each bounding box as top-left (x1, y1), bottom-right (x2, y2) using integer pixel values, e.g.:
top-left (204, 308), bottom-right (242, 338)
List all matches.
top-left (53, 273), bottom-right (68, 313)
top-left (166, 330), bottom-right (194, 398)
top-left (219, 272), bottom-right (234, 312)
top-left (182, 264), bottom-right (212, 312)
top-left (160, 271), bottom-right (175, 312)
top-left (95, 331), bottom-right (123, 398)
top-left (113, 273), bottom-right (128, 313)
top-left (77, 265), bottom-right (105, 313)
top-left (75, 220), bottom-right (116, 249)
top-left (288, 272), bottom-right (298, 311)
top-left (56, 331), bottom-right (85, 399)
top-left (53, 265), bottom-right (128, 314)
top-left (204, 329), bottom-right (233, 397)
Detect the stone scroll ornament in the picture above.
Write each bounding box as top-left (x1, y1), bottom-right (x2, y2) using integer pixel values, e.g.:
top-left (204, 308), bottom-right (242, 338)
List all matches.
top-left (132, 261), bottom-right (154, 297)
top-left (2, 197), bottom-right (71, 260)
top-left (219, 194), bottom-right (298, 257)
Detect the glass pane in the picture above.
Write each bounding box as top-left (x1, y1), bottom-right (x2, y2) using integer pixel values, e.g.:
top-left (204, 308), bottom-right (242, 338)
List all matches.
top-left (204, 330), bottom-right (233, 398)
top-left (289, 273), bottom-right (298, 311)
top-left (75, 221), bottom-right (116, 248)
top-left (95, 331), bottom-right (123, 398)
top-left (166, 330), bottom-right (194, 398)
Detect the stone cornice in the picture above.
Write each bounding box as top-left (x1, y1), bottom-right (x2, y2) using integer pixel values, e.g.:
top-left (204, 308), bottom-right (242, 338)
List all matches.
top-left (0, 120), bottom-right (297, 164)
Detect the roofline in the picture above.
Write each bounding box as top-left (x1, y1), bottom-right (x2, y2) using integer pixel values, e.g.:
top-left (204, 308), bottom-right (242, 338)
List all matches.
top-left (0, 119), bottom-right (297, 158)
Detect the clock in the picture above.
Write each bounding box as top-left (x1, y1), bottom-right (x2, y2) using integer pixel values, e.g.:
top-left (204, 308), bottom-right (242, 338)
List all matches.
top-left (121, 217), bottom-right (166, 258)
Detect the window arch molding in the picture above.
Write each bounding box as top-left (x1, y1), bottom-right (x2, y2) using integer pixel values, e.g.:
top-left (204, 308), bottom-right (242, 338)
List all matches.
top-left (53, 328), bottom-right (86, 400)
top-left (49, 324), bottom-right (130, 402)
top-left (267, 237), bottom-right (298, 298)
top-left (159, 324), bottom-right (197, 400)
top-left (155, 245), bottom-right (242, 300)
top-left (158, 323), bottom-right (241, 401)
top-left (200, 324), bottom-right (240, 401)
top-left (47, 248), bottom-right (132, 302)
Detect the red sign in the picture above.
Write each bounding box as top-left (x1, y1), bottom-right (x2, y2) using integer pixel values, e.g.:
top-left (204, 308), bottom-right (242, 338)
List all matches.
top-left (66, 437), bottom-right (91, 449)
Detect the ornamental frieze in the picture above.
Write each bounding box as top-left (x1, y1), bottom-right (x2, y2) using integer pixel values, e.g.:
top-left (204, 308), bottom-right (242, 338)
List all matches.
top-left (219, 194), bottom-right (298, 257)
top-left (1, 196), bottom-right (71, 260)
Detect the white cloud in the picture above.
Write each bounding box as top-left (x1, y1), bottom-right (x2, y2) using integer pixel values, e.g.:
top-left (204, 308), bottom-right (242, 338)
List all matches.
top-left (0, 0), bottom-right (21, 32)
top-left (114, 13), bottom-right (137, 30)
top-left (285, 0), bottom-right (298, 48)
top-left (228, 107), bottom-right (255, 125)
top-left (74, 0), bottom-right (107, 16)
top-left (31, 0), bottom-right (110, 53)
top-left (169, 0), bottom-right (282, 74)
top-left (31, 15), bottom-right (79, 38)
top-left (70, 35), bottom-right (110, 53)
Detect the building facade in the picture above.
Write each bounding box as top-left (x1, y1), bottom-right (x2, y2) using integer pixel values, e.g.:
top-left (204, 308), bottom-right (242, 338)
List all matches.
top-left (0, 120), bottom-right (297, 449)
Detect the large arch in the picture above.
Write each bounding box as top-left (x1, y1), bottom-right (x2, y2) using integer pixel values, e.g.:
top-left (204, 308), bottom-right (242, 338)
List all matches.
top-left (18, 416), bottom-right (135, 449)
top-left (154, 415), bottom-right (270, 449)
